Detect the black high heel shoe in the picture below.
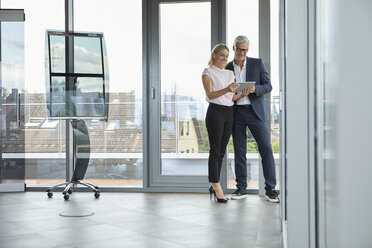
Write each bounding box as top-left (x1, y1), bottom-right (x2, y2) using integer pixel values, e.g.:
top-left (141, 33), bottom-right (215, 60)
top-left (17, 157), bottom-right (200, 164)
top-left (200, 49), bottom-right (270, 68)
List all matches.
top-left (209, 186), bottom-right (214, 200)
top-left (209, 186), bottom-right (229, 203)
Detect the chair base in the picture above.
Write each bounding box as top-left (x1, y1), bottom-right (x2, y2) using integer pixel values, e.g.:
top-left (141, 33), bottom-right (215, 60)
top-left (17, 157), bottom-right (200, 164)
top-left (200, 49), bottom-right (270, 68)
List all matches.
top-left (46, 180), bottom-right (100, 200)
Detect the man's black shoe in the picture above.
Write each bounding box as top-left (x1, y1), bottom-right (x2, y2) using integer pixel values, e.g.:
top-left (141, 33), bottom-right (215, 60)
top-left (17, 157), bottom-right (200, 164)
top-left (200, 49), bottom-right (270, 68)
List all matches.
top-left (265, 189), bottom-right (279, 203)
top-left (231, 188), bottom-right (248, 200)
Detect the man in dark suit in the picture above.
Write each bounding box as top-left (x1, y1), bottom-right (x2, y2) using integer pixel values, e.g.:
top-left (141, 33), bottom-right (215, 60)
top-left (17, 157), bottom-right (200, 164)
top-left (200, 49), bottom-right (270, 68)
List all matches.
top-left (225, 35), bottom-right (279, 202)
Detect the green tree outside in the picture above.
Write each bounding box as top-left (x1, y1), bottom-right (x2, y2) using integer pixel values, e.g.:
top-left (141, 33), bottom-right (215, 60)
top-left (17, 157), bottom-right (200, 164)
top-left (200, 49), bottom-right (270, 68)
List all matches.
top-left (198, 120), bottom-right (278, 153)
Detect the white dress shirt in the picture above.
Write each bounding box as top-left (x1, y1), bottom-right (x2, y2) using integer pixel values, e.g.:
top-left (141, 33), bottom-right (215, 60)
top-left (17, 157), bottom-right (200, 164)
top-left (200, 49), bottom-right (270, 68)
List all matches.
top-left (233, 59), bottom-right (251, 105)
top-left (202, 66), bottom-right (235, 107)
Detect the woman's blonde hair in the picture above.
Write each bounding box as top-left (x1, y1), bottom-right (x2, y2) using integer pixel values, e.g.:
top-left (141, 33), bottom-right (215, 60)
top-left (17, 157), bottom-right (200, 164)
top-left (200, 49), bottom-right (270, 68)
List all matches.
top-left (208, 44), bottom-right (229, 67)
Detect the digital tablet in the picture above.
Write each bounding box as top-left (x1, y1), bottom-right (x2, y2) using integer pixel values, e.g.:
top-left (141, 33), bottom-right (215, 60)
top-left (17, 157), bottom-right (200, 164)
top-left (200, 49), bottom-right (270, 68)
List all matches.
top-left (235, 82), bottom-right (256, 93)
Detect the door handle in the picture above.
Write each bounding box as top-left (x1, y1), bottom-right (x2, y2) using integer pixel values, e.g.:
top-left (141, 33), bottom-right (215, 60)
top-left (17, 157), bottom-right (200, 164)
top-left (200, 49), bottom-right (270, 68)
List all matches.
top-left (271, 95), bottom-right (280, 131)
top-left (151, 87), bottom-right (155, 99)
top-left (16, 93), bottom-right (21, 125)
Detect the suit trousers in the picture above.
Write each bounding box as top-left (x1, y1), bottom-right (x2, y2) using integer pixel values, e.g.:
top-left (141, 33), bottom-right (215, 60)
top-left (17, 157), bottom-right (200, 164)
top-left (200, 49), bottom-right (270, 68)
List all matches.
top-left (206, 103), bottom-right (233, 183)
top-left (232, 105), bottom-right (276, 191)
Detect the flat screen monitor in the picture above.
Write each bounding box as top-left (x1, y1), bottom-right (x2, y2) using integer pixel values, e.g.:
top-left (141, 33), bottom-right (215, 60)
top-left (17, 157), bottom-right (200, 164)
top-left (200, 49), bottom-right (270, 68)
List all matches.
top-left (45, 30), bottom-right (109, 120)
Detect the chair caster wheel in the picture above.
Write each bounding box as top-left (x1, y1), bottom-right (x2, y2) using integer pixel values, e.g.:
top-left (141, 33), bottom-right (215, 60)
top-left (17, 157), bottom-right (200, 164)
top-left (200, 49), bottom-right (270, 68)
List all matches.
top-left (47, 192), bottom-right (53, 198)
top-left (94, 192), bottom-right (100, 199)
top-left (68, 189), bottom-right (73, 194)
top-left (64, 194), bottom-right (70, 200)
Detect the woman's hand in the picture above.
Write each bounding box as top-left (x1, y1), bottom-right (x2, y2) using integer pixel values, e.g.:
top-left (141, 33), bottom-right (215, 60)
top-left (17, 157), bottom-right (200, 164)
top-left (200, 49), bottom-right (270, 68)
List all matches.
top-left (203, 76), bottom-right (239, 100)
top-left (226, 82), bottom-right (240, 92)
top-left (233, 87), bottom-right (255, 101)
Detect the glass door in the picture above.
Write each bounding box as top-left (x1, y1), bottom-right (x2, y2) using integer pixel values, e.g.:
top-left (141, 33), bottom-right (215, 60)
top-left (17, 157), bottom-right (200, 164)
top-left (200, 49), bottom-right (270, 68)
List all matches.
top-left (148, 0), bottom-right (213, 187)
top-left (0, 10), bottom-right (25, 192)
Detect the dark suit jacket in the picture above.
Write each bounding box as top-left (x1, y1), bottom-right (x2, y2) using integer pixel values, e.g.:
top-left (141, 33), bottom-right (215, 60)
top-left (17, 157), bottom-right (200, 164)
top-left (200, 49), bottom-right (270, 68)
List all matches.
top-left (225, 57), bottom-right (272, 121)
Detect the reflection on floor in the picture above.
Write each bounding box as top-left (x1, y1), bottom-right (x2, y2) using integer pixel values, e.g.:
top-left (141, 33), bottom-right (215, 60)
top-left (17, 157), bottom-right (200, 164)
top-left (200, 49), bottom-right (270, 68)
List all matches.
top-left (26, 179), bottom-right (260, 188)
top-left (0, 192), bottom-right (283, 248)
top-left (25, 179), bottom-right (143, 187)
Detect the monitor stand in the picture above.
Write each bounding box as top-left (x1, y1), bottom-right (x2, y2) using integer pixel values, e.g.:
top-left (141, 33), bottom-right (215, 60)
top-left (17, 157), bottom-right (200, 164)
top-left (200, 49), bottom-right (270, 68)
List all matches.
top-left (46, 120), bottom-right (100, 200)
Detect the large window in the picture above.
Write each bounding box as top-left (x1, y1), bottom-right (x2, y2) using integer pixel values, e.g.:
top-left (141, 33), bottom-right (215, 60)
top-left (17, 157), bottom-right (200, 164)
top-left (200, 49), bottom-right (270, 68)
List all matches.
top-left (74, 0), bottom-right (143, 187)
top-left (1, 0), bottom-right (278, 191)
top-left (2, 0), bottom-right (66, 187)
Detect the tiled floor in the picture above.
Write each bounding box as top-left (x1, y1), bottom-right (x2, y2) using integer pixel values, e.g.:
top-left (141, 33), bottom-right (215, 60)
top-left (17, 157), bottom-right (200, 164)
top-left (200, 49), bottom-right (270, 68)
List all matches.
top-left (0, 192), bottom-right (283, 248)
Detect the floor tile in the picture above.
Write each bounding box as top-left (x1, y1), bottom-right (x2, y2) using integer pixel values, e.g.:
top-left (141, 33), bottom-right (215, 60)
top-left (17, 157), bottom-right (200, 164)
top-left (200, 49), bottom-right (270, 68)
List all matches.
top-left (0, 192), bottom-right (283, 248)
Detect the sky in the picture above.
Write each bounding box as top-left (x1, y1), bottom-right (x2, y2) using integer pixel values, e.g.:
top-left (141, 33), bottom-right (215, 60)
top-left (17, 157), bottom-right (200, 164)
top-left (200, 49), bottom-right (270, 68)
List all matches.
top-left (1, 0), bottom-right (279, 103)
top-left (1, 22), bottom-right (24, 92)
top-left (2, 0), bottom-right (65, 94)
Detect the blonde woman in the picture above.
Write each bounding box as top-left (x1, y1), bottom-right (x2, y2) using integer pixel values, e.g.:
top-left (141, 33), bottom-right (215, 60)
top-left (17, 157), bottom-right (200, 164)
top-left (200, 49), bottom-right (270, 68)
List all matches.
top-left (202, 44), bottom-right (242, 203)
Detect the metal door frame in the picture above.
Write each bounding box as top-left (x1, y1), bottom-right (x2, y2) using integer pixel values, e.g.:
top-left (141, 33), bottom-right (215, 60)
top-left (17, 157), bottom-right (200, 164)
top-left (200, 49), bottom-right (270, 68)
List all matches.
top-left (144, 0), bottom-right (226, 189)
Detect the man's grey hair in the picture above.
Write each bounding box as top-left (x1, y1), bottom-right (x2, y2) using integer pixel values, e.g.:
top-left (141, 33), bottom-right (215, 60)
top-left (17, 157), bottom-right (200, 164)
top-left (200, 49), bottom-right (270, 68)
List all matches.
top-left (233, 35), bottom-right (250, 48)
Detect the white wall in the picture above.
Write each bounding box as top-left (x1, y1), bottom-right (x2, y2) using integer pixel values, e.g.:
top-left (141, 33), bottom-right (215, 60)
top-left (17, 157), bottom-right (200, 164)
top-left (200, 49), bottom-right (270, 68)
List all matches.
top-left (284, 0), bottom-right (372, 247)
top-left (324, 0), bottom-right (372, 247)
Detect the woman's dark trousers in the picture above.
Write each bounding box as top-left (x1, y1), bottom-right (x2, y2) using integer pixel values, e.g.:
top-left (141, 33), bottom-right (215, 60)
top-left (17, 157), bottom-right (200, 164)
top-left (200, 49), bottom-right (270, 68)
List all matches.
top-left (206, 103), bottom-right (233, 183)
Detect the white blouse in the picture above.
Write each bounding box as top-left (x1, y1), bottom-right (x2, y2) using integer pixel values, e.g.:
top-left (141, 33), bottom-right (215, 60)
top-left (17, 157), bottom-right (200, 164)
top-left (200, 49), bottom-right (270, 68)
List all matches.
top-left (202, 66), bottom-right (235, 107)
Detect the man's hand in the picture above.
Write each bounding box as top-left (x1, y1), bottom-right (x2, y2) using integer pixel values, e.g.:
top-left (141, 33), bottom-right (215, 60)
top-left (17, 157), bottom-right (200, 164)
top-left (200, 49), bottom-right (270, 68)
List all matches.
top-left (239, 86), bottom-right (255, 98)
top-left (248, 86), bottom-right (256, 93)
